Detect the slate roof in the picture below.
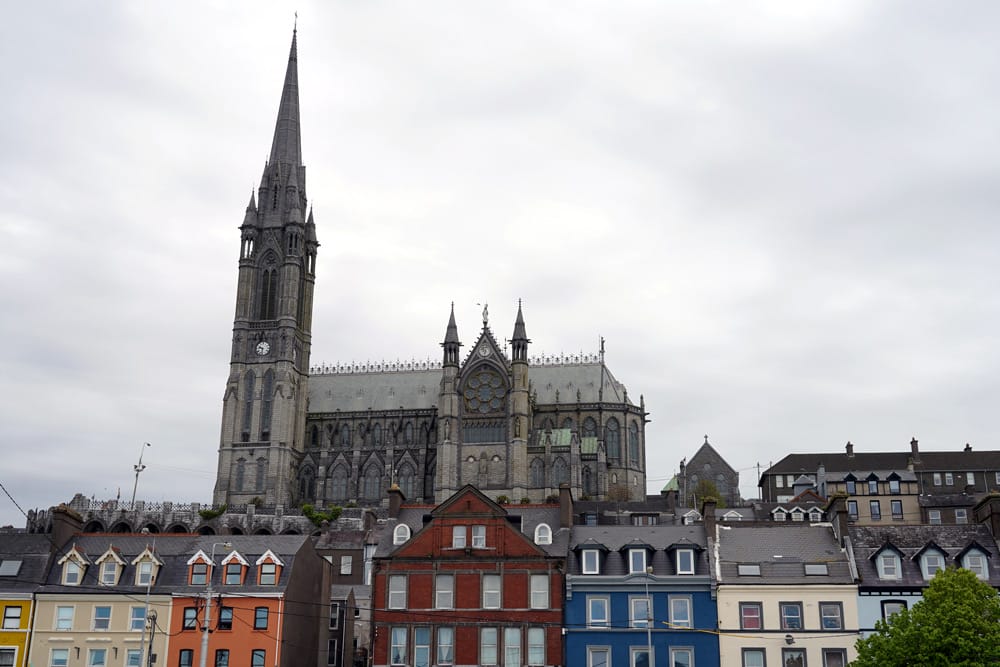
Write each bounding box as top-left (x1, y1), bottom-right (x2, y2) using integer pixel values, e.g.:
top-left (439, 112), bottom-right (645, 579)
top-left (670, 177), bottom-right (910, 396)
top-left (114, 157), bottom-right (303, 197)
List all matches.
top-left (37, 534), bottom-right (311, 596)
top-left (716, 524), bottom-right (854, 585)
top-left (373, 505), bottom-right (568, 558)
top-left (567, 525), bottom-right (709, 577)
top-left (308, 362), bottom-right (633, 413)
top-left (765, 449), bottom-right (1000, 479)
top-left (0, 533), bottom-right (53, 594)
top-left (848, 523), bottom-right (1000, 588)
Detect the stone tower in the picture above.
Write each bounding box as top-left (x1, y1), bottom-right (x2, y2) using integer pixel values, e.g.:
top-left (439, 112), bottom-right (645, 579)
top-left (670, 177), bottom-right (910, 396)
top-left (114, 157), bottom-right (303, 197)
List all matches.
top-left (214, 29), bottom-right (319, 506)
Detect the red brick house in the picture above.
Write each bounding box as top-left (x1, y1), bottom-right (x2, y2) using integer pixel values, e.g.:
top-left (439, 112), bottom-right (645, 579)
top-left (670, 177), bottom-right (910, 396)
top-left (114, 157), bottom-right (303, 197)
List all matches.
top-left (371, 485), bottom-right (569, 667)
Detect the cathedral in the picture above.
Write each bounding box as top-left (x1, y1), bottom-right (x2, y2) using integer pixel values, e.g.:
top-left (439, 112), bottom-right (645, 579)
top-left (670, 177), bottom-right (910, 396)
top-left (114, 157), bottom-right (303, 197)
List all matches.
top-left (213, 31), bottom-right (648, 510)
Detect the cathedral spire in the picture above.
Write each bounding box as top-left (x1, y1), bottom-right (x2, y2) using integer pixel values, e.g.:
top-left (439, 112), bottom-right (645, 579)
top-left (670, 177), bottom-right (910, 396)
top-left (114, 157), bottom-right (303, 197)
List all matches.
top-left (268, 28), bottom-right (302, 170)
top-left (511, 299), bottom-right (530, 362)
top-left (441, 302), bottom-right (462, 366)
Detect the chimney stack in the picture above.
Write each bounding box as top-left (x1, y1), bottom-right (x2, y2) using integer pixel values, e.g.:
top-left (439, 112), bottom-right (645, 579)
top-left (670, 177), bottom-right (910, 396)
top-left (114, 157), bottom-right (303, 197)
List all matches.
top-left (845, 441), bottom-right (854, 458)
top-left (964, 443), bottom-right (973, 453)
top-left (387, 484), bottom-right (405, 519)
top-left (50, 504), bottom-right (83, 551)
top-left (826, 495), bottom-right (849, 547)
top-left (909, 437), bottom-right (921, 463)
top-left (701, 498), bottom-right (717, 537)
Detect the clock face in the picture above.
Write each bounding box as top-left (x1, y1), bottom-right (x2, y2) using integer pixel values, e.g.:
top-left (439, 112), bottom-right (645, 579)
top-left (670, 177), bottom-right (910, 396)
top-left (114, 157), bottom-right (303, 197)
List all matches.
top-left (255, 341), bottom-right (270, 356)
top-left (477, 344), bottom-right (491, 357)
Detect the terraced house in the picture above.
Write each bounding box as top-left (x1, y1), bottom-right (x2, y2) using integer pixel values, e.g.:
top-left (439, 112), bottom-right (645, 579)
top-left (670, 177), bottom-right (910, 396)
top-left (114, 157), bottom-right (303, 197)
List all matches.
top-left (0, 534), bottom-right (51, 667)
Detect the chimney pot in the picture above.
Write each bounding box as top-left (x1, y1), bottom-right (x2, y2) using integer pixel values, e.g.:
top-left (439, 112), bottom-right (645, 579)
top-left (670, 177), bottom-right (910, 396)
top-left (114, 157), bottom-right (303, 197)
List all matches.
top-left (845, 441), bottom-right (854, 457)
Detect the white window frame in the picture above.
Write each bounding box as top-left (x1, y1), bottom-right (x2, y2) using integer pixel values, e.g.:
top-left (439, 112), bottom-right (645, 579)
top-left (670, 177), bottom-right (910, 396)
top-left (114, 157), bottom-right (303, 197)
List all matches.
top-left (776, 475), bottom-right (784, 488)
top-left (670, 647), bottom-right (693, 667)
top-left (414, 627), bottom-right (431, 667)
top-left (480, 627), bottom-right (498, 666)
top-left (964, 551), bottom-right (989, 580)
top-left (437, 627), bottom-right (454, 665)
top-left (877, 553), bottom-right (901, 579)
top-left (779, 602), bottom-right (803, 630)
top-left (389, 627), bottom-right (407, 666)
top-left (823, 648), bottom-right (848, 667)
top-left (956, 508), bottom-right (968, 524)
top-left (392, 524), bottom-right (410, 545)
top-left (472, 525), bottom-right (487, 548)
top-left (503, 627), bottom-right (521, 667)
top-left (922, 551), bottom-right (945, 579)
top-left (63, 561), bottom-right (82, 586)
top-left (534, 523), bottom-right (552, 545)
top-left (933, 472), bottom-right (942, 486)
top-left (135, 561), bottom-right (153, 586)
top-left (587, 596), bottom-right (609, 628)
top-left (435, 574), bottom-right (454, 609)
top-left (55, 605), bottom-right (73, 631)
top-left (628, 548), bottom-right (647, 574)
top-left (452, 525), bottom-right (467, 548)
top-left (88, 648), bottom-right (107, 667)
top-left (530, 574), bottom-right (549, 609)
top-left (676, 549), bottom-right (695, 574)
top-left (129, 606), bottom-right (146, 632)
top-left (630, 596), bottom-right (651, 629)
top-left (928, 509), bottom-right (942, 525)
top-left (527, 627), bottom-right (545, 667)
top-left (92, 606), bottom-right (111, 631)
top-left (582, 549), bottom-right (600, 574)
top-left (945, 472), bottom-right (954, 485)
top-left (50, 648), bottom-right (70, 667)
top-left (340, 555), bottom-right (352, 575)
top-left (587, 647), bottom-right (610, 667)
top-left (125, 649), bottom-right (142, 667)
top-left (669, 596), bottom-right (692, 629)
top-left (809, 509), bottom-right (823, 521)
top-left (739, 602), bottom-right (762, 630)
top-left (387, 575), bottom-right (407, 609)
top-left (882, 600), bottom-right (907, 619)
top-left (482, 574), bottom-right (501, 609)
top-left (99, 561), bottom-right (117, 586)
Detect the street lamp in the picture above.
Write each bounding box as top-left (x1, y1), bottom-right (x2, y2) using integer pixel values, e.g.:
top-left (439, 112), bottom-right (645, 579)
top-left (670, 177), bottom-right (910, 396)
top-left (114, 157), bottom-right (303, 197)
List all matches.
top-left (131, 442), bottom-right (151, 510)
top-left (199, 541), bottom-right (231, 667)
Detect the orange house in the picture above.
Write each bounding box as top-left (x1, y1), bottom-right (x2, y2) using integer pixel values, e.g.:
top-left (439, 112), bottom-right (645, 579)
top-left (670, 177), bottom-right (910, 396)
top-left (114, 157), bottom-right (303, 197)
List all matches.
top-left (165, 535), bottom-right (327, 667)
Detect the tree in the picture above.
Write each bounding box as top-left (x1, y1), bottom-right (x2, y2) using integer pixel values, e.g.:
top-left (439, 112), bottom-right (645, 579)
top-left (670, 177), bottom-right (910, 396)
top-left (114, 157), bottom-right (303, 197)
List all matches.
top-left (688, 479), bottom-right (726, 508)
top-left (854, 567), bottom-right (1000, 667)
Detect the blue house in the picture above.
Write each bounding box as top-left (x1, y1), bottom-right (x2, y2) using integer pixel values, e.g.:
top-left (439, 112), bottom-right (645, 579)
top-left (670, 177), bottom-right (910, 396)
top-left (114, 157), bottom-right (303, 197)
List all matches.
top-left (565, 524), bottom-right (719, 667)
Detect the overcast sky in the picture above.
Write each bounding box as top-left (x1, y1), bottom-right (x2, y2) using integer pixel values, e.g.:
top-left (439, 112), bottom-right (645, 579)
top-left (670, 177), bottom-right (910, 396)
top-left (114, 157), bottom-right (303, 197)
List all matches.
top-left (2, 2), bottom-right (999, 528)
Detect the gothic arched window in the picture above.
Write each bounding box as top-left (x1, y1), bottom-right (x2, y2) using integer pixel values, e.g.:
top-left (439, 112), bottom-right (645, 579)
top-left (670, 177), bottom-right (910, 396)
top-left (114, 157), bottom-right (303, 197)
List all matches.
top-left (340, 424), bottom-right (351, 447)
top-left (363, 467), bottom-right (381, 500)
top-left (605, 418), bottom-right (621, 461)
top-left (255, 458), bottom-right (266, 493)
top-left (530, 458), bottom-right (545, 487)
top-left (583, 466), bottom-right (595, 497)
top-left (552, 457), bottom-right (569, 486)
top-left (562, 417), bottom-right (574, 431)
top-left (330, 467), bottom-right (348, 502)
top-left (582, 417), bottom-right (597, 438)
top-left (542, 418), bottom-right (554, 431)
top-left (372, 424), bottom-right (383, 447)
top-left (398, 464), bottom-right (415, 499)
top-left (260, 370), bottom-right (274, 441)
top-left (299, 468), bottom-right (315, 500)
top-left (628, 422), bottom-right (640, 464)
top-left (258, 268), bottom-right (278, 320)
top-left (310, 425), bottom-right (319, 448)
top-left (241, 371), bottom-right (256, 442)
top-left (235, 459), bottom-right (246, 491)
top-left (404, 422), bottom-right (414, 445)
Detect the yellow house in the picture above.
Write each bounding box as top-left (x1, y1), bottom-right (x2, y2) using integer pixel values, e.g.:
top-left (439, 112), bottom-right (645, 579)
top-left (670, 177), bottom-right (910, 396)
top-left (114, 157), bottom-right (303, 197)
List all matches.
top-left (714, 523), bottom-right (860, 667)
top-left (1, 535), bottom-right (54, 667)
top-left (29, 540), bottom-right (172, 667)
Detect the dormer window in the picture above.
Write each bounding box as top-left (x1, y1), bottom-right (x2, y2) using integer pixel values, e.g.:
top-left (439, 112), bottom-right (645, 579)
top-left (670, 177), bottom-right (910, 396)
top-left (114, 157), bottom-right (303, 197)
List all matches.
top-left (393, 524), bottom-right (411, 545)
top-left (64, 561), bottom-right (82, 585)
top-left (773, 509), bottom-right (787, 522)
top-left (534, 524), bottom-right (552, 545)
top-left (808, 509), bottom-right (823, 521)
top-left (259, 563), bottom-right (277, 585)
top-left (58, 548), bottom-right (89, 586)
top-left (889, 478), bottom-right (901, 494)
top-left (682, 510), bottom-right (701, 525)
top-left (868, 478), bottom-right (879, 495)
top-left (961, 547), bottom-right (990, 580)
top-left (190, 562), bottom-right (208, 586)
top-left (920, 549), bottom-right (946, 580)
top-left (628, 548), bottom-right (647, 574)
top-left (582, 549), bottom-right (600, 575)
top-left (845, 478), bottom-right (857, 495)
top-left (225, 562), bottom-right (243, 585)
top-left (136, 561), bottom-right (153, 586)
top-left (790, 508), bottom-right (805, 522)
top-left (100, 561), bottom-right (118, 586)
top-left (877, 553), bottom-right (901, 579)
top-left (676, 549), bottom-right (695, 575)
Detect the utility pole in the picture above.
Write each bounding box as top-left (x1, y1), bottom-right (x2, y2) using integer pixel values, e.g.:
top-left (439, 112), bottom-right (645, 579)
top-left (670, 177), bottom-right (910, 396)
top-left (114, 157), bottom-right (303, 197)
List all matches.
top-left (199, 542), bottom-right (231, 667)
